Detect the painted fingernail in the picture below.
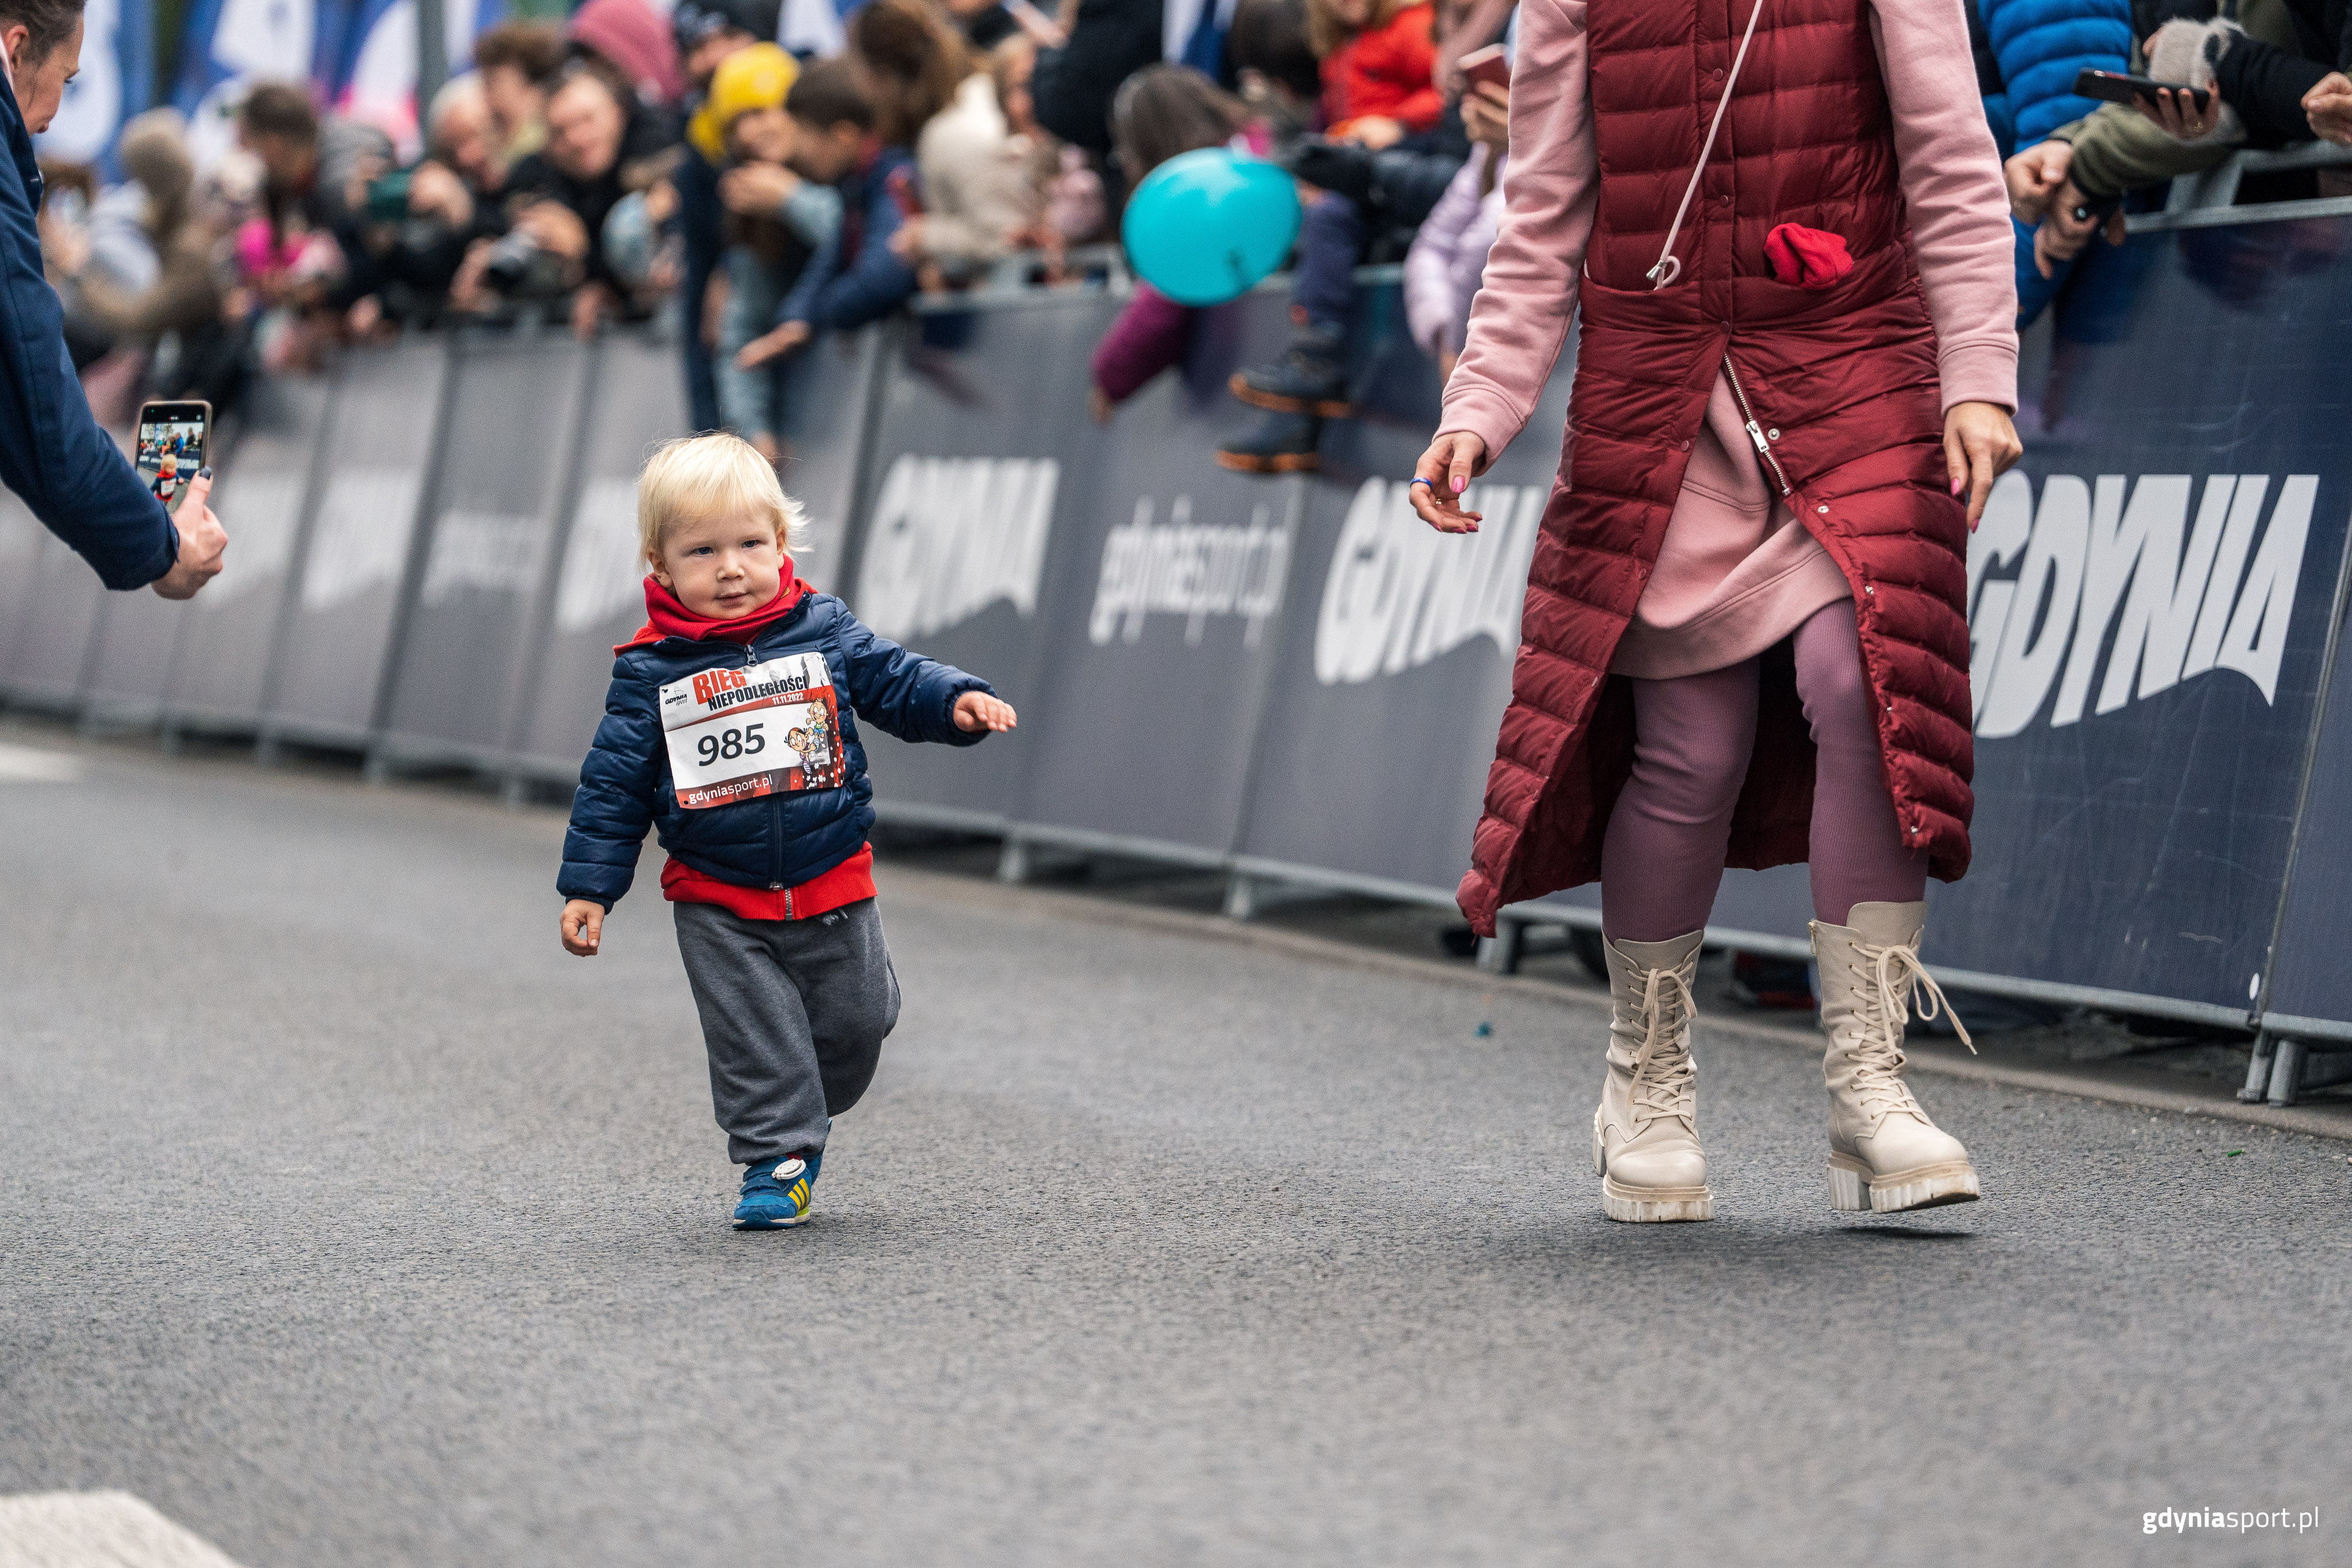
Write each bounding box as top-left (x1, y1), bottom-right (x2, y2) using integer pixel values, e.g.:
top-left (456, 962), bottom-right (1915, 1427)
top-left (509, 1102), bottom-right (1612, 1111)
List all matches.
top-left (1950, 479), bottom-right (1963, 496)
top-left (1452, 476), bottom-right (1466, 493)
top-left (196, 466), bottom-right (212, 480)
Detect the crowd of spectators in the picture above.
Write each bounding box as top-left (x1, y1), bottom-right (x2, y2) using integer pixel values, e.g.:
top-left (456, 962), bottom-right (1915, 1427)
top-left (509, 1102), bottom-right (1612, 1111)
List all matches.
top-left (28, 0), bottom-right (2352, 470)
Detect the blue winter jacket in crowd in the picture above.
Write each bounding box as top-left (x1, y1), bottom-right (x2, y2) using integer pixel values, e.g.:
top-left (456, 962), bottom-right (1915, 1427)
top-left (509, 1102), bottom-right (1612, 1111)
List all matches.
top-left (777, 146), bottom-right (920, 333)
top-left (0, 75), bottom-right (179, 589)
top-left (1978, 0), bottom-right (2136, 151)
top-left (559, 591), bottom-right (992, 907)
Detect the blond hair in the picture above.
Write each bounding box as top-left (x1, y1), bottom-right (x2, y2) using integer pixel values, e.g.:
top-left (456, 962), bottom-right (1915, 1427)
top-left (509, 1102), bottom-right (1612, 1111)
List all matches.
top-left (637, 433), bottom-right (810, 562)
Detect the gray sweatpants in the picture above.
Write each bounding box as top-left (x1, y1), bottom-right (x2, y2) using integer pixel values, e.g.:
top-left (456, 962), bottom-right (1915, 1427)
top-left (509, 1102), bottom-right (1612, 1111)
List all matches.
top-left (672, 897), bottom-right (900, 1165)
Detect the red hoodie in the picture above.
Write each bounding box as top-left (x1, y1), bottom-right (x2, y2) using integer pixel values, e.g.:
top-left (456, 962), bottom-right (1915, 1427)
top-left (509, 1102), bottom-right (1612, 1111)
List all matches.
top-left (1322, 3), bottom-right (1444, 138)
top-left (626, 575), bottom-right (878, 922)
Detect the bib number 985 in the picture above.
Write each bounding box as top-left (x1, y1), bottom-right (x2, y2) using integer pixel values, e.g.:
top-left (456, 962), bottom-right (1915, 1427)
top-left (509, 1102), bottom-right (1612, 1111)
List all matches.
top-left (696, 723), bottom-right (765, 767)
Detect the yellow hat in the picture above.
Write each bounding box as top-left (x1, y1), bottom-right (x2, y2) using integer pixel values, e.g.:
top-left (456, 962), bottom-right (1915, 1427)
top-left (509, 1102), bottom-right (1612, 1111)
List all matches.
top-left (688, 42), bottom-right (799, 162)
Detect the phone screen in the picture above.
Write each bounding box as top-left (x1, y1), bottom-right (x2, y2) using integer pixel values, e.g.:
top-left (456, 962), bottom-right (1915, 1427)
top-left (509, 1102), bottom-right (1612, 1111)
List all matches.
top-left (136, 404), bottom-right (208, 512)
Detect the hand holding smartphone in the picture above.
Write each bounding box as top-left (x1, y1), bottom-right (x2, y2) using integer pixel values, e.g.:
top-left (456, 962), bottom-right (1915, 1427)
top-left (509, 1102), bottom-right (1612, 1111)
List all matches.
top-left (2074, 68), bottom-right (2211, 114)
top-left (135, 400), bottom-right (210, 512)
top-left (1459, 43), bottom-right (1511, 92)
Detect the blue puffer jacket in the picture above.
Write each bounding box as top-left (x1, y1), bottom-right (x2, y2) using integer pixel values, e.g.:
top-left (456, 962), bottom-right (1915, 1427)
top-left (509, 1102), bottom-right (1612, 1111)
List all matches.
top-left (559, 591), bottom-right (992, 907)
top-left (1980, 0), bottom-right (2136, 150)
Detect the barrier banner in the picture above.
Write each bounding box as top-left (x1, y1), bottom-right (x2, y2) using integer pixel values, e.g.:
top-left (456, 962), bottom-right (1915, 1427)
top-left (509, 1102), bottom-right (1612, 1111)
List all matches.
top-left (164, 370), bottom-right (338, 730)
top-left (1235, 285), bottom-right (1561, 895)
top-left (377, 334), bottom-right (595, 764)
top-left (1012, 285), bottom-right (1308, 857)
top-left (1928, 216), bottom-right (2352, 1014)
top-left (512, 332), bottom-right (691, 778)
top-left (1, 522), bottom-right (107, 709)
top-left (849, 299), bottom-right (1119, 823)
top-left (2264, 576), bottom-right (2352, 1032)
top-left (776, 327), bottom-right (883, 598)
top-left (0, 490), bottom-right (56, 694)
top-left (262, 338), bottom-right (452, 745)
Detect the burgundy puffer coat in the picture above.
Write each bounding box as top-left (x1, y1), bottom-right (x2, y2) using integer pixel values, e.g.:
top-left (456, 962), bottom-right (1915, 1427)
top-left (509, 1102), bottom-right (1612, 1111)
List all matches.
top-left (1458, 0), bottom-right (1975, 934)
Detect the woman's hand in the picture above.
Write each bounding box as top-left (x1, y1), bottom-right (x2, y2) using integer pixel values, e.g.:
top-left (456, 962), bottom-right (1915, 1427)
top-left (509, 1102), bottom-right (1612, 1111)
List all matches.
top-left (1943, 402), bottom-right (2024, 529)
top-left (1463, 82), bottom-right (1510, 151)
top-left (2135, 84), bottom-right (2223, 141)
top-left (1409, 432), bottom-right (1488, 533)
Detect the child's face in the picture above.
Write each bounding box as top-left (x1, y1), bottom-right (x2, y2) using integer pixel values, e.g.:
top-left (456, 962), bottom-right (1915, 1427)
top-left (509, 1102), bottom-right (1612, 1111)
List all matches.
top-left (788, 118), bottom-right (864, 184)
top-left (651, 512), bottom-right (784, 619)
top-left (730, 106), bottom-right (794, 167)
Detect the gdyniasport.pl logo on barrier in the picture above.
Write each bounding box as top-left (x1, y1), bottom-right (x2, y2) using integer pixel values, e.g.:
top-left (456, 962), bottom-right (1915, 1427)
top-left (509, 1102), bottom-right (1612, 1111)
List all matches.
top-left (2143, 1505), bottom-right (2320, 1536)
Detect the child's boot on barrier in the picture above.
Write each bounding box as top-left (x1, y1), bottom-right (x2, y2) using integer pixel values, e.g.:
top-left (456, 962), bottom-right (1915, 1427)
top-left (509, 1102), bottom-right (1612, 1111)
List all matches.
top-left (1811, 902), bottom-right (1982, 1214)
top-left (1591, 930), bottom-right (1714, 1222)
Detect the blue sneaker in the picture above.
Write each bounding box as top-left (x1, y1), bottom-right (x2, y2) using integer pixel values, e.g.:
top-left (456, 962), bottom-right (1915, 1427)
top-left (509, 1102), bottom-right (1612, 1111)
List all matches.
top-left (733, 1151), bottom-right (821, 1230)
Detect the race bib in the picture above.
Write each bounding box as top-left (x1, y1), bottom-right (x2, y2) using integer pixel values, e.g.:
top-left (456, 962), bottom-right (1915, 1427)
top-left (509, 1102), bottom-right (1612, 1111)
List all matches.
top-left (658, 651), bottom-right (846, 811)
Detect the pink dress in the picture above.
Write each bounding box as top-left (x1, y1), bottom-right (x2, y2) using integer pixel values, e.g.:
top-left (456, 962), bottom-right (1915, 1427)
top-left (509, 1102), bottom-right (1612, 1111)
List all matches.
top-left (1441, 0), bottom-right (2020, 680)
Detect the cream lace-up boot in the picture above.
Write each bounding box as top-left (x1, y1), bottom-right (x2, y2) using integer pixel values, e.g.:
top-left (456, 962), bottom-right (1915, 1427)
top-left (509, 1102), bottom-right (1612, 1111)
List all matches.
top-left (1590, 930), bottom-right (1713, 1222)
top-left (1812, 901), bottom-right (1981, 1213)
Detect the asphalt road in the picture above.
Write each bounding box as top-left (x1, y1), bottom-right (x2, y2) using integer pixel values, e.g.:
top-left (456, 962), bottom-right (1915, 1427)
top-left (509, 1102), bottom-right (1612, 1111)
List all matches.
top-left (2, 729), bottom-right (2346, 1568)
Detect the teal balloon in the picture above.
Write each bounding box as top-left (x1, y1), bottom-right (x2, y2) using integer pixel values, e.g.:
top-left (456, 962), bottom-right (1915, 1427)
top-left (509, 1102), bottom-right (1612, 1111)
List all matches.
top-left (1121, 149), bottom-right (1302, 307)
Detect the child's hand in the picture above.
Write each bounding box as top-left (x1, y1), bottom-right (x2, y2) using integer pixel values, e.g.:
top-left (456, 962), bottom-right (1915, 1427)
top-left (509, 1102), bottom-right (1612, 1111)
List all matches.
top-left (562, 899), bottom-right (606, 957)
top-left (954, 692), bottom-right (1018, 733)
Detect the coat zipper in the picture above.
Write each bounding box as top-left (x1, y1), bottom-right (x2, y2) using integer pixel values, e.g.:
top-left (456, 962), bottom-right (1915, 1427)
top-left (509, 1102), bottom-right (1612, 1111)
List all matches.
top-left (1721, 350), bottom-right (1792, 497)
top-left (746, 640), bottom-right (788, 895)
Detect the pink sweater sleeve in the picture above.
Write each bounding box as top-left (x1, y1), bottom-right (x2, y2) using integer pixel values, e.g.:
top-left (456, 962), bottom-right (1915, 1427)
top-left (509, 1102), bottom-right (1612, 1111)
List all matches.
top-left (1436, 0), bottom-right (1597, 464)
top-left (1870, 0), bottom-right (2020, 412)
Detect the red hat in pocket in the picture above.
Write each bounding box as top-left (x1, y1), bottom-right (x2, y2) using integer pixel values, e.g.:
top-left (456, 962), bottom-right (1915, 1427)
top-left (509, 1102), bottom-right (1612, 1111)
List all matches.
top-left (1765, 223), bottom-right (1854, 289)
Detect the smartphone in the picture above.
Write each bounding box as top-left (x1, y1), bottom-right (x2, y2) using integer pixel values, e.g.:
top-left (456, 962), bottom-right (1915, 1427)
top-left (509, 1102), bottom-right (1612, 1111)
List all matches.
top-left (136, 400), bottom-right (210, 512)
top-left (1459, 42), bottom-right (1511, 92)
top-left (364, 169), bottom-right (412, 223)
top-left (2074, 68), bottom-right (2211, 114)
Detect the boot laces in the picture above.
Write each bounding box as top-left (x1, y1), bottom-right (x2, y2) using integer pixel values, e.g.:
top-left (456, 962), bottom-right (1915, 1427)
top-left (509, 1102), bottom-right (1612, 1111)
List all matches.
top-left (1844, 940), bottom-right (1974, 1117)
top-left (1626, 963), bottom-right (1699, 1130)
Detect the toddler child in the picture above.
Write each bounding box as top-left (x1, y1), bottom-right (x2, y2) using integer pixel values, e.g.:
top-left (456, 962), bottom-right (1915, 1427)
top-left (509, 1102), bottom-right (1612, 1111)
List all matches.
top-left (558, 433), bottom-right (1016, 1230)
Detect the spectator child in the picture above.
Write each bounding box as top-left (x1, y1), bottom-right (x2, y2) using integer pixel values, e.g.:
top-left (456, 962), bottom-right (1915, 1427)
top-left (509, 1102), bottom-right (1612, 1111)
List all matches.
top-left (706, 44), bottom-right (845, 460)
top-left (734, 59), bottom-right (922, 371)
top-left (557, 433), bottom-right (1017, 1231)
top-left (674, 0), bottom-right (786, 435)
top-left (1307, 0), bottom-right (1442, 145)
top-left (1087, 65), bottom-right (1247, 419)
top-left (1402, 68), bottom-right (1506, 380)
top-left (1219, 0), bottom-right (1467, 471)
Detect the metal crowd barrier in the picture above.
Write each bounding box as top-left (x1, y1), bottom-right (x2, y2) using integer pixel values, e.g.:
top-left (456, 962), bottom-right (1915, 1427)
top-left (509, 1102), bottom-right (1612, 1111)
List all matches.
top-left (6, 206), bottom-right (2352, 1103)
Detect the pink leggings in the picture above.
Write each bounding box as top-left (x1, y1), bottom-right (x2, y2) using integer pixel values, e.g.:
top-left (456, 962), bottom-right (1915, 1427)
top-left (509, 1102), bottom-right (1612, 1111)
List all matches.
top-left (1600, 601), bottom-right (1925, 942)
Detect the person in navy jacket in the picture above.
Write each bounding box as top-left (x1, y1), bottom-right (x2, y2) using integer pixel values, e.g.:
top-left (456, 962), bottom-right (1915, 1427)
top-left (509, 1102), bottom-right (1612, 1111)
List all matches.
top-left (0, 0), bottom-right (225, 595)
top-left (729, 57), bottom-right (921, 376)
top-left (558, 433), bottom-right (1015, 1232)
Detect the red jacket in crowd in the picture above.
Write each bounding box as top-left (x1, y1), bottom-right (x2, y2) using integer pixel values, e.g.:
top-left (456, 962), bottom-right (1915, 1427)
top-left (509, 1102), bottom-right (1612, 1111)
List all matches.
top-left (1322, 3), bottom-right (1444, 138)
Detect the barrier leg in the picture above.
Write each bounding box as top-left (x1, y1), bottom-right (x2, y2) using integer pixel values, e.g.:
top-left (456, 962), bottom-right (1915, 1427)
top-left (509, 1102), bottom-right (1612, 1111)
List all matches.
top-left (2265, 1036), bottom-right (2306, 1107)
top-left (2239, 1031), bottom-right (2277, 1103)
top-left (997, 834), bottom-right (1034, 885)
top-left (1477, 918), bottom-right (1527, 975)
top-left (501, 777), bottom-right (529, 811)
top-left (254, 731), bottom-right (284, 767)
top-left (1223, 874), bottom-right (1260, 920)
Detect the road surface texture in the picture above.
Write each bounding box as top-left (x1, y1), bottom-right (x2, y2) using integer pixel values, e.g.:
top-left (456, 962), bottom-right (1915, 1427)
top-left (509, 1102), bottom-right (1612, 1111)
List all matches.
top-left (3, 727), bottom-right (2346, 1567)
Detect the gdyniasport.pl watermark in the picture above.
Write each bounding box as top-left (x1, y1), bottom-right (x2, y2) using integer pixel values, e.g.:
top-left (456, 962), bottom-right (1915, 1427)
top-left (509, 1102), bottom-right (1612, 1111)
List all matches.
top-left (2144, 1506), bottom-right (2321, 1536)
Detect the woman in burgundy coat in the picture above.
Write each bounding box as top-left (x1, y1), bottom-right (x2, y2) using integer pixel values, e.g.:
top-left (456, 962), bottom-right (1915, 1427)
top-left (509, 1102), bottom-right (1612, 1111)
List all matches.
top-left (1409, 0), bottom-right (2024, 1222)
